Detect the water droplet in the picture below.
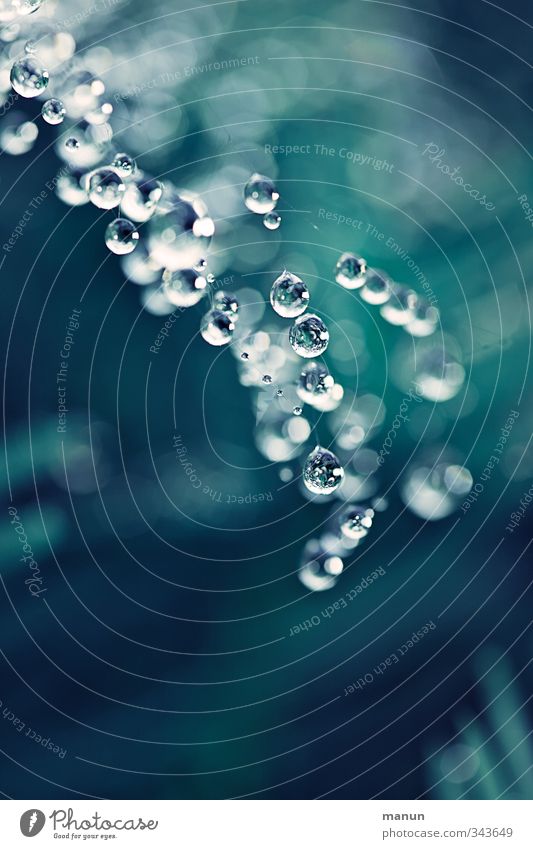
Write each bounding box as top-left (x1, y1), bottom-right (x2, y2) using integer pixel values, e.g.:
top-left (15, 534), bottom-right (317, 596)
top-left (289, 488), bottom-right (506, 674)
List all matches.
top-left (91, 79), bottom-right (105, 96)
top-left (141, 284), bottom-right (175, 316)
top-left (112, 152), bottom-right (136, 177)
top-left (194, 258), bottom-right (207, 272)
top-left (41, 98), bottom-right (66, 125)
top-left (339, 504), bottom-right (374, 539)
top-left (148, 190), bottom-right (214, 271)
top-left (244, 173), bottom-right (279, 214)
top-left (213, 290), bottom-right (239, 318)
top-left (200, 309), bottom-right (235, 346)
top-left (262, 374), bottom-right (272, 384)
top-left (293, 406), bottom-right (302, 416)
top-left (404, 299), bottom-right (439, 337)
top-left (380, 284), bottom-right (418, 326)
top-left (263, 211), bottom-right (281, 230)
top-left (86, 167), bottom-right (125, 209)
top-left (55, 169), bottom-right (88, 206)
top-left (13, 0), bottom-right (43, 14)
top-left (298, 538), bottom-right (344, 591)
top-left (1, 0), bottom-right (42, 20)
top-left (270, 270), bottom-right (310, 318)
top-left (105, 218), bottom-right (139, 255)
top-left (401, 459), bottom-right (472, 520)
top-left (359, 268), bottom-right (391, 305)
top-left (10, 57), bottom-right (49, 98)
top-left (303, 446), bottom-right (344, 495)
top-left (335, 252), bottom-right (367, 289)
top-left (289, 313), bottom-right (329, 358)
top-left (85, 101), bottom-right (113, 126)
top-left (415, 346), bottom-right (465, 402)
top-left (121, 175), bottom-right (163, 222)
top-left (296, 361), bottom-right (334, 405)
top-left (372, 495), bottom-right (389, 512)
top-left (240, 351), bottom-right (249, 360)
top-left (1, 119), bottom-right (38, 155)
top-left (162, 268), bottom-right (207, 307)
top-left (121, 241), bottom-right (161, 285)
top-left (0, 22), bottom-right (20, 40)
top-left (24, 39), bottom-right (35, 53)
top-left (276, 388), bottom-right (283, 397)
top-left (312, 382), bottom-right (344, 412)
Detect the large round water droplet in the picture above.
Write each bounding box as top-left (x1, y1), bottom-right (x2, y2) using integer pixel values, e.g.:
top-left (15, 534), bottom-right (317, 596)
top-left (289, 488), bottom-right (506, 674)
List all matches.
top-left (360, 268), bottom-right (391, 305)
top-left (162, 268), bottom-right (207, 307)
top-left (339, 504), bottom-right (374, 540)
top-left (270, 270), bottom-right (309, 318)
top-left (303, 446), bottom-right (344, 495)
top-left (335, 252), bottom-right (367, 289)
top-left (86, 167), bottom-right (125, 209)
top-left (105, 218), bottom-right (139, 255)
top-left (200, 310), bottom-right (235, 346)
top-left (41, 98), bottom-right (65, 125)
top-left (289, 313), bottom-right (329, 358)
top-left (148, 191), bottom-right (214, 271)
top-left (10, 56), bottom-right (49, 97)
top-left (244, 173), bottom-right (279, 214)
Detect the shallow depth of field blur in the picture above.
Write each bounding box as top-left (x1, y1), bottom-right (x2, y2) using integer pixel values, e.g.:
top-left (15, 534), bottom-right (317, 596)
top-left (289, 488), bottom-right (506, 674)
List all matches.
top-left (0, 0), bottom-right (532, 799)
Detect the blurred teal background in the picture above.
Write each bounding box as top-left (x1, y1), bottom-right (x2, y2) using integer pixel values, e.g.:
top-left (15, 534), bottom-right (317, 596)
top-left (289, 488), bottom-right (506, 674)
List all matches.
top-left (0, 0), bottom-right (532, 799)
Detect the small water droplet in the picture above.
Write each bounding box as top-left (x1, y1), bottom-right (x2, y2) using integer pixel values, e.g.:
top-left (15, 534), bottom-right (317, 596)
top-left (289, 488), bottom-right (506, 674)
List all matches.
top-left (263, 211), bottom-right (281, 230)
top-left (112, 152), bottom-right (136, 177)
top-left (360, 269), bottom-right (391, 305)
top-left (339, 504), bottom-right (374, 540)
top-left (335, 252), bottom-right (367, 289)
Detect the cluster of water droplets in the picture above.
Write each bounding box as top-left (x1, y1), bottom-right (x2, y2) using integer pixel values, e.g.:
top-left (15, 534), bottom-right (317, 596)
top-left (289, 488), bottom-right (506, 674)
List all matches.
top-left (0, 2), bottom-right (474, 593)
top-left (335, 252), bottom-right (440, 338)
